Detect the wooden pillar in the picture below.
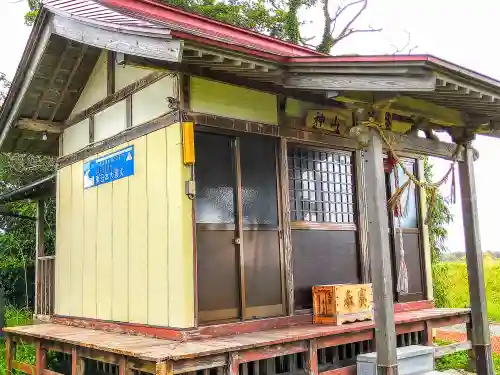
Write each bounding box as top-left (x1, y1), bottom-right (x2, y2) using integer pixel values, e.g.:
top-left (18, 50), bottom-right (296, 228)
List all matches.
top-left (35, 341), bottom-right (46, 375)
top-left (34, 199), bottom-right (45, 316)
top-left (364, 129), bottom-right (398, 375)
top-left (304, 339), bottom-right (318, 375)
top-left (459, 144), bottom-right (494, 375)
top-left (356, 149), bottom-right (371, 283)
top-left (71, 347), bottom-right (85, 375)
top-left (5, 334), bottom-right (13, 375)
top-left (280, 138), bottom-right (294, 314)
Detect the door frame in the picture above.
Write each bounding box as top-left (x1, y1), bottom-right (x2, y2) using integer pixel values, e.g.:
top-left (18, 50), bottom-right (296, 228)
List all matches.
top-left (194, 126), bottom-right (286, 323)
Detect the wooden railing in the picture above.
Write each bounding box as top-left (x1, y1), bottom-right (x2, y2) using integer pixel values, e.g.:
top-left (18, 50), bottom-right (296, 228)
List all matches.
top-left (35, 255), bottom-right (55, 317)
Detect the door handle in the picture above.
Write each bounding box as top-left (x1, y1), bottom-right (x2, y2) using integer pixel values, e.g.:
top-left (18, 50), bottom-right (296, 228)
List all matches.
top-left (233, 237), bottom-right (241, 245)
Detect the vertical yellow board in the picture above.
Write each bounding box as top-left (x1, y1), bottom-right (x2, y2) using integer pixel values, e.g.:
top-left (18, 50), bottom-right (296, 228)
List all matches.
top-left (112, 144), bottom-right (130, 322)
top-left (146, 129), bottom-right (169, 326)
top-left (96, 149), bottom-right (115, 320)
top-left (128, 136), bottom-right (149, 323)
top-left (69, 161), bottom-right (84, 317)
top-left (55, 166), bottom-right (72, 315)
top-left (166, 123), bottom-right (194, 328)
top-left (54, 170), bottom-right (62, 314)
top-left (82, 161), bottom-right (98, 319)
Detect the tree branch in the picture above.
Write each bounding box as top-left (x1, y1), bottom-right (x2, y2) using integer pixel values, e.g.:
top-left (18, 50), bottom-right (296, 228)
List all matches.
top-left (335, 0), bottom-right (367, 40)
top-left (334, 25), bottom-right (381, 44)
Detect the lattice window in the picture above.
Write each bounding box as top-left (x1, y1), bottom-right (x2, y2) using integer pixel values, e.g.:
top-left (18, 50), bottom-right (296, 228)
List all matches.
top-left (288, 147), bottom-right (355, 223)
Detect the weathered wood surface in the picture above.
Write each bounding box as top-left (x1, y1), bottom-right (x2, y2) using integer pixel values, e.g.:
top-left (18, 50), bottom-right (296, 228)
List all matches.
top-left (51, 15), bottom-right (182, 62)
top-left (364, 128), bottom-right (398, 373)
top-left (5, 308), bottom-right (469, 362)
top-left (16, 119), bottom-right (64, 134)
top-left (284, 74), bottom-right (436, 92)
top-left (434, 341), bottom-right (472, 358)
top-left (459, 144), bottom-right (495, 375)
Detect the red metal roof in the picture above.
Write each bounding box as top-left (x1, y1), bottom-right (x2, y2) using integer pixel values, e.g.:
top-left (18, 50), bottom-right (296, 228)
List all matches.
top-left (44, 0), bottom-right (163, 27)
top-left (98, 0), bottom-right (324, 59)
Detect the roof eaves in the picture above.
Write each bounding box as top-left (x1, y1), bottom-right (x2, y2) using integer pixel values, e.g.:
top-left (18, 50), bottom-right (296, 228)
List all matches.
top-left (98, 0), bottom-right (324, 58)
top-left (0, 9), bottom-right (49, 139)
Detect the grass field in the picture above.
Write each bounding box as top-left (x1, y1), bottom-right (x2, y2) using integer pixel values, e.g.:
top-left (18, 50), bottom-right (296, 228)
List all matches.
top-left (433, 256), bottom-right (500, 321)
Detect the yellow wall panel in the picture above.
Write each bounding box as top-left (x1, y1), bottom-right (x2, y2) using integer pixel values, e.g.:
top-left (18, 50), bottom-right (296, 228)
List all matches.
top-left (146, 129), bottom-right (169, 326)
top-left (56, 125), bottom-right (195, 326)
top-left (69, 162), bottom-right (84, 317)
top-left (128, 137), bottom-right (149, 323)
top-left (55, 166), bottom-right (72, 316)
top-left (190, 77), bottom-right (278, 125)
top-left (166, 124), bottom-right (194, 328)
top-left (112, 148), bottom-right (129, 322)
top-left (82, 167), bottom-right (98, 319)
top-left (95, 149), bottom-right (115, 320)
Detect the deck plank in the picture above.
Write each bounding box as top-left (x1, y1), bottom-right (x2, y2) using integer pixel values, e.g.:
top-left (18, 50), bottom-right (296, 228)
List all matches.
top-left (5, 308), bottom-right (470, 362)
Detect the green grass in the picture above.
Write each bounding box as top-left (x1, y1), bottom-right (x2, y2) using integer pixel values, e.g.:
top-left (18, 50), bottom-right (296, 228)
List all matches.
top-left (433, 256), bottom-right (500, 321)
top-left (435, 339), bottom-right (500, 372)
top-left (0, 307), bottom-right (35, 374)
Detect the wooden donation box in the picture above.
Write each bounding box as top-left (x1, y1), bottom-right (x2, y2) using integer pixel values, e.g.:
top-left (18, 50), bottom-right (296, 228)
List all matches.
top-left (312, 284), bottom-right (373, 325)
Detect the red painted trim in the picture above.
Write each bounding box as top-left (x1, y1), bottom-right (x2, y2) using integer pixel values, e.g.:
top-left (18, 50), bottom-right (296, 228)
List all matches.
top-left (394, 300), bottom-right (434, 313)
top-left (320, 365), bottom-right (357, 375)
top-left (288, 55), bottom-right (430, 64)
top-left (100, 0), bottom-right (323, 58)
top-left (51, 315), bottom-right (192, 341)
top-left (395, 321), bottom-right (426, 335)
top-left (317, 330), bottom-right (374, 349)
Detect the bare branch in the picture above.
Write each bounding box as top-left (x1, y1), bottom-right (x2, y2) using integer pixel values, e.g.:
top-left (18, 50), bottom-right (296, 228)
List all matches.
top-left (332, 0), bottom-right (364, 26)
top-left (335, 25), bottom-right (381, 44)
top-left (335, 0), bottom-right (367, 40)
top-left (388, 30), bottom-right (418, 55)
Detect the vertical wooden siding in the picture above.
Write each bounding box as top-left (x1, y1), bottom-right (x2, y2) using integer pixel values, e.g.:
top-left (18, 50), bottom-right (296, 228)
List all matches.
top-left (55, 124), bottom-right (195, 327)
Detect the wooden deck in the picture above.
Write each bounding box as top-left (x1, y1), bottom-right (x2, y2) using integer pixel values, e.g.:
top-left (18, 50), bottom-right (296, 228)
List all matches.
top-left (5, 308), bottom-right (469, 363)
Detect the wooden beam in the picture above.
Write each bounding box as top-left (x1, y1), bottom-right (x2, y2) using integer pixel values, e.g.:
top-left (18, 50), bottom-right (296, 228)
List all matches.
top-left (16, 119), bottom-right (64, 134)
top-left (459, 143), bottom-right (495, 375)
top-left (364, 128), bottom-right (398, 375)
top-left (65, 71), bottom-right (167, 127)
top-left (284, 74), bottom-right (436, 92)
top-left (0, 22), bottom-right (52, 148)
top-left (107, 50), bottom-right (116, 96)
top-left (51, 15), bottom-right (182, 62)
top-left (50, 45), bottom-right (88, 121)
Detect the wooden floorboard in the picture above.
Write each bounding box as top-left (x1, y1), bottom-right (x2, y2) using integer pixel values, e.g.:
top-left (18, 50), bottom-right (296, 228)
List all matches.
top-left (4, 308), bottom-right (470, 362)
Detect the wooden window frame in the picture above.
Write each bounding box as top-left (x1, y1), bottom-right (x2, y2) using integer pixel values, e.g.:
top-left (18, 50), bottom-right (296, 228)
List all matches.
top-left (287, 144), bottom-right (357, 230)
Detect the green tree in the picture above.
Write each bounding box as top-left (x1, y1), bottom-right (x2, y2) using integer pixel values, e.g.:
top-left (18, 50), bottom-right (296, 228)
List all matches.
top-left (424, 157), bottom-right (453, 263)
top-left (0, 74), bottom-right (56, 307)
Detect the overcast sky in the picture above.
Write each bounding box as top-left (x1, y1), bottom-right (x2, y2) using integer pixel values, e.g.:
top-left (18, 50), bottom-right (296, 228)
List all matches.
top-left (1, 0), bottom-right (499, 253)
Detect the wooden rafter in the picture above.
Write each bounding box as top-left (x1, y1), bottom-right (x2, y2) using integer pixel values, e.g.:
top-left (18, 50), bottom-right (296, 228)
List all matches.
top-left (49, 45), bottom-right (88, 121)
top-left (16, 118), bottom-right (64, 134)
top-left (32, 41), bottom-right (72, 120)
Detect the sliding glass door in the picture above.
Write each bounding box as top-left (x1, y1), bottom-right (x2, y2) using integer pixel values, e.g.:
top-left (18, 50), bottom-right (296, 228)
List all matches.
top-left (195, 131), bottom-right (284, 323)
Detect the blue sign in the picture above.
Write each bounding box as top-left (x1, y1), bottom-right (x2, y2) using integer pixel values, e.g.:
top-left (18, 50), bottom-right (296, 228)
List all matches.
top-left (84, 145), bottom-right (134, 189)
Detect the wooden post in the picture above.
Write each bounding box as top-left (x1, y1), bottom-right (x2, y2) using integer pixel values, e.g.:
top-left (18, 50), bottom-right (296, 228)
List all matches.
top-left (71, 348), bottom-right (85, 375)
top-left (459, 143), bottom-right (494, 375)
top-left (35, 341), bottom-right (46, 375)
top-left (304, 339), bottom-right (318, 375)
top-left (356, 149), bottom-right (371, 283)
top-left (280, 138), bottom-right (294, 314)
top-left (5, 334), bottom-right (13, 375)
top-left (364, 129), bottom-right (398, 375)
top-left (34, 199), bottom-right (45, 316)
